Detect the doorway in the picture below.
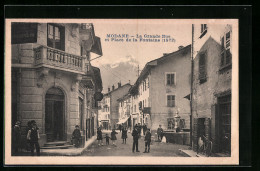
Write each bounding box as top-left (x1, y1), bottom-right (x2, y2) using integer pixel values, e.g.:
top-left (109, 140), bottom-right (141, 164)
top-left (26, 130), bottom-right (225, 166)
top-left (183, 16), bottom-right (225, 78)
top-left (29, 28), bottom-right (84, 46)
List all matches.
top-left (45, 87), bottom-right (65, 142)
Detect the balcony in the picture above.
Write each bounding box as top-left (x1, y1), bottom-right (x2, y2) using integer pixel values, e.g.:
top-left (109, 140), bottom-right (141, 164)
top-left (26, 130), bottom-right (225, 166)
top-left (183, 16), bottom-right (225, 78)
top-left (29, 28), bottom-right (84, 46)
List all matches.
top-left (34, 45), bottom-right (86, 74)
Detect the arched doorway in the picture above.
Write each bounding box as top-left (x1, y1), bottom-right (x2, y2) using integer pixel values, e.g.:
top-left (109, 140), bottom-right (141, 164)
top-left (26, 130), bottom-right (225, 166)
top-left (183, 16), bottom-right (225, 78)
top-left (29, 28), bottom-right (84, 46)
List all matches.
top-left (45, 87), bottom-right (65, 142)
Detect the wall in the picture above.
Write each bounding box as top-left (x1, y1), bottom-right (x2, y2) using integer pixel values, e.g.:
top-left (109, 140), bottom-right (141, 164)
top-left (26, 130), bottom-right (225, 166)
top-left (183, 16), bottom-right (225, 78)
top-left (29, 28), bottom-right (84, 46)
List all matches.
top-left (109, 84), bottom-right (132, 128)
top-left (150, 48), bottom-right (191, 132)
top-left (192, 24), bottom-right (232, 152)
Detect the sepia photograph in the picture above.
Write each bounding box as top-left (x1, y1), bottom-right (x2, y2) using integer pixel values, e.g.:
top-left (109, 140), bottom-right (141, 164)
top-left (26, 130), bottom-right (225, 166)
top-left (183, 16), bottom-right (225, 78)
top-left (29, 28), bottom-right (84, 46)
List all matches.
top-left (5, 18), bottom-right (239, 165)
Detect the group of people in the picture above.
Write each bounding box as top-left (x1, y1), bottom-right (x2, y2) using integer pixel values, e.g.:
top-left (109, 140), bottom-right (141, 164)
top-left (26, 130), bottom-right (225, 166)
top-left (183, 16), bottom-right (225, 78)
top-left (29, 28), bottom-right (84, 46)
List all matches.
top-left (12, 120), bottom-right (40, 156)
top-left (96, 124), bottom-right (154, 153)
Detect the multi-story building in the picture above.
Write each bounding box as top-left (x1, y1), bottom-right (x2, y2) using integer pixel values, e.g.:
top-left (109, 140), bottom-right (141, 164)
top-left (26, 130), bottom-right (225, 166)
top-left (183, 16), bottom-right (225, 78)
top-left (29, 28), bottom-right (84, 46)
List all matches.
top-left (191, 24), bottom-right (233, 156)
top-left (11, 22), bottom-right (103, 149)
top-left (130, 45), bottom-right (191, 135)
top-left (98, 94), bottom-right (111, 130)
top-left (117, 94), bottom-right (131, 129)
top-left (105, 83), bottom-right (132, 129)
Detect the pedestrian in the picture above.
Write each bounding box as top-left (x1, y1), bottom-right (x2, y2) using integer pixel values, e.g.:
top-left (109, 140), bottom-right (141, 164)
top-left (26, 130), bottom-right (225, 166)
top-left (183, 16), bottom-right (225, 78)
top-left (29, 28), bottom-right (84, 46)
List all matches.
top-left (137, 123), bottom-right (141, 137)
top-left (157, 125), bottom-right (164, 141)
top-left (111, 129), bottom-right (118, 146)
top-left (121, 127), bottom-right (128, 144)
top-left (97, 127), bottom-right (103, 146)
top-left (143, 124), bottom-right (147, 136)
top-left (72, 125), bottom-right (81, 148)
top-left (12, 121), bottom-right (21, 156)
top-left (119, 124), bottom-right (122, 132)
top-left (105, 134), bottom-right (110, 145)
top-left (132, 126), bottom-right (140, 153)
top-left (27, 123), bottom-right (40, 156)
top-left (143, 128), bottom-right (151, 153)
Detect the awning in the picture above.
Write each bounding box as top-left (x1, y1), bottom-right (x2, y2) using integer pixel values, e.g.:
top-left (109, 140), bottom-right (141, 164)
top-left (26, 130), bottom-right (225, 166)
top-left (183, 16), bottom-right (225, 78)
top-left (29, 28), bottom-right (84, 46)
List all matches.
top-left (117, 116), bottom-right (130, 125)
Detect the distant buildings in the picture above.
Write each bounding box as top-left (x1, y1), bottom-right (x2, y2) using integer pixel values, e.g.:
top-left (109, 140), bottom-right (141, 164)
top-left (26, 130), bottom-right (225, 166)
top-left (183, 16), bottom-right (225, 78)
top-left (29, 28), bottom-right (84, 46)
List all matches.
top-left (11, 22), bottom-right (103, 148)
top-left (98, 83), bottom-right (132, 129)
top-left (117, 94), bottom-right (132, 128)
top-left (129, 45), bottom-right (191, 134)
top-left (191, 24), bottom-right (232, 155)
top-left (98, 94), bottom-right (110, 130)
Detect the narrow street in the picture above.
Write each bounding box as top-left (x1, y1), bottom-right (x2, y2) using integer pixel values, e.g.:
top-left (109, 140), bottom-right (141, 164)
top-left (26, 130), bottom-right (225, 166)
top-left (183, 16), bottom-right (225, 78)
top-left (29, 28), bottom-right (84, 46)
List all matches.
top-left (82, 131), bottom-right (190, 156)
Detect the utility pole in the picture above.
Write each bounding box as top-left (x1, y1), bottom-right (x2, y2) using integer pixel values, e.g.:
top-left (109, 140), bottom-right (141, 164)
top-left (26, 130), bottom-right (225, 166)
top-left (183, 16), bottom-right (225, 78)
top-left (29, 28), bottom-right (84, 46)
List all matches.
top-left (190, 24), bottom-right (194, 148)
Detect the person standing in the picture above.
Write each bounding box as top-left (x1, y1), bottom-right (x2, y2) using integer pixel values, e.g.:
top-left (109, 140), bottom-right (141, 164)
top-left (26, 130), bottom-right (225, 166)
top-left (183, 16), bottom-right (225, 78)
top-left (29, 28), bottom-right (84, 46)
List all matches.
top-left (132, 127), bottom-right (140, 153)
top-left (12, 121), bottom-right (21, 155)
top-left (105, 134), bottom-right (110, 145)
top-left (143, 124), bottom-right (147, 136)
top-left (121, 127), bottom-right (128, 144)
top-left (72, 125), bottom-right (81, 148)
top-left (111, 129), bottom-right (118, 146)
top-left (97, 127), bottom-right (103, 146)
top-left (119, 124), bottom-right (122, 132)
top-left (27, 123), bottom-right (40, 156)
top-left (157, 125), bottom-right (164, 141)
top-left (143, 129), bottom-right (151, 153)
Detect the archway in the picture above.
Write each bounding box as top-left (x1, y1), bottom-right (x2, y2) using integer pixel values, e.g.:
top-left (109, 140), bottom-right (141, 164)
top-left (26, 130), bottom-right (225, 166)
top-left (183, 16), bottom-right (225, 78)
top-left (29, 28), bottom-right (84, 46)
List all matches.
top-left (45, 87), bottom-right (65, 142)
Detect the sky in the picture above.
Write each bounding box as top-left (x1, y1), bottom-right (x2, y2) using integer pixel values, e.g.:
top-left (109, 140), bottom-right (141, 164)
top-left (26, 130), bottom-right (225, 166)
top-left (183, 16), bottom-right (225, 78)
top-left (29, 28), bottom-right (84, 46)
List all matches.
top-left (87, 20), bottom-right (192, 92)
top-left (90, 20), bottom-right (192, 69)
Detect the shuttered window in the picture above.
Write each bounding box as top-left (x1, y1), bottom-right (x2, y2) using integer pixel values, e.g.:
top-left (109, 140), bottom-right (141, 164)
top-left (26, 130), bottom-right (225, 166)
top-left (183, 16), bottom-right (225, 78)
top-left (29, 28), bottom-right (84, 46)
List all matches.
top-left (220, 31), bottom-right (232, 67)
top-left (167, 95), bottom-right (175, 107)
top-left (199, 52), bottom-right (207, 83)
top-left (47, 24), bottom-right (65, 51)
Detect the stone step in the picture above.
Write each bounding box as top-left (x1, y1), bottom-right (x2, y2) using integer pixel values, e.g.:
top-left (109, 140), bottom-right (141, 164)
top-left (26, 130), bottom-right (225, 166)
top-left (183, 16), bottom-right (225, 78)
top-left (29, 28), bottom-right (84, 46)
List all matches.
top-left (41, 144), bottom-right (74, 149)
top-left (44, 141), bottom-right (71, 147)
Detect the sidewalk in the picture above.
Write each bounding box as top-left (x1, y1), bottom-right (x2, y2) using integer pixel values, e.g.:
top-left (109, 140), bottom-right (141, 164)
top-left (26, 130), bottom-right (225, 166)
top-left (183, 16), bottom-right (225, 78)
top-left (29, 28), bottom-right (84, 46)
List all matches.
top-left (20, 136), bottom-right (97, 156)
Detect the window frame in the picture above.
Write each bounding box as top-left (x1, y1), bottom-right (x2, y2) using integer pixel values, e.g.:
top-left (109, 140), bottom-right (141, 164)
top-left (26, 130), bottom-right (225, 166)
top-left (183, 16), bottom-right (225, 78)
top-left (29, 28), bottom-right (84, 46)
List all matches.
top-left (199, 51), bottom-right (207, 84)
top-left (165, 72), bottom-right (176, 86)
top-left (220, 30), bottom-right (232, 69)
top-left (47, 23), bottom-right (65, 51)
top-left (166, 94), bottom-right (176, 107)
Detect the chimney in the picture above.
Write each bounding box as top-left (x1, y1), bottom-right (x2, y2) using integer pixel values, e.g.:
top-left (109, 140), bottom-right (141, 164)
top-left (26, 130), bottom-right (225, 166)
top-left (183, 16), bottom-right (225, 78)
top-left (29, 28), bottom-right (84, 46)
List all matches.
top-left (118, 82), bottom-right (121, 88)
top-left (108, 87), bottom-right (110, 92)
top-left (178, 46), bottom-right (184, 50)
top-left (112, 85), bottom-right (115, 91)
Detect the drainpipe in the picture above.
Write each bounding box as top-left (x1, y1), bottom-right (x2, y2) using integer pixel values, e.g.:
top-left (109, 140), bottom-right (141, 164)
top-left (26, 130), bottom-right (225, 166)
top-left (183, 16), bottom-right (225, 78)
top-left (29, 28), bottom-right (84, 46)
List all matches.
top-left (190, 24), bottom-right (194, 147)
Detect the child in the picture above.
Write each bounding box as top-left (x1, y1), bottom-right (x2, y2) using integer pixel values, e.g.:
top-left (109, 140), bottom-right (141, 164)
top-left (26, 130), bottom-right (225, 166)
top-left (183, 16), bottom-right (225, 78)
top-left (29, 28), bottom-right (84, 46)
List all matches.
top-left (111, 129), bottom-right (118, 146)
top-left (105, 134), bottom-right (110, 145)
top-left (143, 129), bottom-right (151, 153)
top-left (27, 123), bottom-right (40, 156)
top-left (72, 125), bottom-right (81, 148)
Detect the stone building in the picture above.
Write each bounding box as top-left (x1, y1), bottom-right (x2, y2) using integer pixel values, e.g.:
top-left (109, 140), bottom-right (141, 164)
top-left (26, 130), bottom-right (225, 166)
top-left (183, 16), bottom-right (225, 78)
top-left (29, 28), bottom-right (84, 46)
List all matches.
top-left (117, 94), bottom-right (131, 129)
top-left (130, 45), bottom-right (191, 135)
top-left (191, 24), bottom-right (232, 156)
top-left (104, 83), bottom-right (132, 129)
top-left (98, 94), bottom-right (111, 130)
top-left (11, 22), bottom-right (103, 149)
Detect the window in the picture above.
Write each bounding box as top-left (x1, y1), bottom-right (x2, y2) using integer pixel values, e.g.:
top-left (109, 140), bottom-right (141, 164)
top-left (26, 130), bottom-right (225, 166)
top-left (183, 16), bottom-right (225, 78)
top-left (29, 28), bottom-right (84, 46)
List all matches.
top-left (199, 52), bottom-right (207, 83)
top-left (201, 24), bottom-right (207, 33)
top-left (166, 73), bottom-right (175, 86)
top-left (134, 105), bottom-right (136, 112)
top-left (47, 24), bottom-right (65, 51)
top-left (220, 31), bottom-right (232, 67)
top-left (11, 23), bottom-right (38, 44)
top-left (167, 95), bottom-right (175, 107)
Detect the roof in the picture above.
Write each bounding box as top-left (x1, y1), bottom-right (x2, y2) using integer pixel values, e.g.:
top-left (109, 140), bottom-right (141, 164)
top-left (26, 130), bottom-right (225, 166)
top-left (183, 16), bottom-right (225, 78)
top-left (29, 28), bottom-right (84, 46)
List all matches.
top-left (104, 83), bottom-right (132, 96)
top-left (117, 93), bottom-right (131, 102)
top-left (130, 44), bottom-right (191, 94)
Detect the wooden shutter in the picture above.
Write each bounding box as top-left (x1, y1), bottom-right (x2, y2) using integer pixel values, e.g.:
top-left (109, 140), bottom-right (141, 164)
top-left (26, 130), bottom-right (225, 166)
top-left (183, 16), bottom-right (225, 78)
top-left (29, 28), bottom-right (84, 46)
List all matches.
top-left (192, 118), bottom-right (198, 151)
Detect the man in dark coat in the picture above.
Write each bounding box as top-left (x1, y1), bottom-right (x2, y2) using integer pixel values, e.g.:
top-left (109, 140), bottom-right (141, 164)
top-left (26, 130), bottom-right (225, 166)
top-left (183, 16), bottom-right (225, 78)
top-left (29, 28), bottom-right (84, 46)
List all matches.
top-left (143, 124), bottom-right (147, 136)
top-left (143, 129), bottom-right (152, 153)
top-left (72, 125), bottom-right (81, 148)
top-left (121, 127), bottom-right (128, 144)
top-left (132, 127), bottom-right (140, 152)
top-left (12, 121), bottom-right (21, 155)
top-left (27, 123), bottom-right (40, 156)
top-left (157, 125), bottom-right (164, 141)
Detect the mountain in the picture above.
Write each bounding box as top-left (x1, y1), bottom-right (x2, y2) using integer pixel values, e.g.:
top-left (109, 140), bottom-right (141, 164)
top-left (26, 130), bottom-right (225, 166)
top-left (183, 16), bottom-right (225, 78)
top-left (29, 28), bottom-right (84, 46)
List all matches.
top-left (99, 61), bottom-right (138, 94)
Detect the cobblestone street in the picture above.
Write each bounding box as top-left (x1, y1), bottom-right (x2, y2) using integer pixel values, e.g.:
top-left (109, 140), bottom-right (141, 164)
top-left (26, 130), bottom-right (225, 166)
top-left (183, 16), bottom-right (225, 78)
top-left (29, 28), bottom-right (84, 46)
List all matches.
top-left (82, 131), bottom-right (190, 156)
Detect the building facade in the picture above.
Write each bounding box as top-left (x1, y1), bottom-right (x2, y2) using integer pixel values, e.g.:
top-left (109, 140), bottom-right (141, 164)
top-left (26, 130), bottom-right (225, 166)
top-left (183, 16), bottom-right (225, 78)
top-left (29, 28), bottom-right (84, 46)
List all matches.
top-left (117, 94), bottom-right (132, 129)
top-left (105, 83), bottom-right (132, 129)
top-left (98, 94), bottom-right (111, 130)
top-left (192, 24), bottom-right (232, 155)
top-left (130, 45), bottom-right (191, 134)
top-left (11, 22), bottom-right (103, 148)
